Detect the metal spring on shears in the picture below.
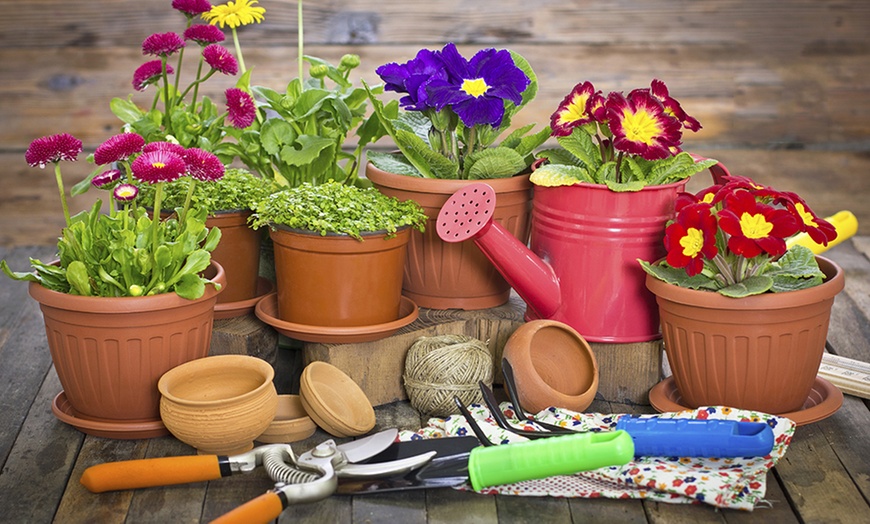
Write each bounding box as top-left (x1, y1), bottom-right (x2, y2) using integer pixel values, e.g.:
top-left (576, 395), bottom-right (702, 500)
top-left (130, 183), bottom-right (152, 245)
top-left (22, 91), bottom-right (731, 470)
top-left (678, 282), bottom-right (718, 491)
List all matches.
top-left (262, 445), bottom-right (321, 484)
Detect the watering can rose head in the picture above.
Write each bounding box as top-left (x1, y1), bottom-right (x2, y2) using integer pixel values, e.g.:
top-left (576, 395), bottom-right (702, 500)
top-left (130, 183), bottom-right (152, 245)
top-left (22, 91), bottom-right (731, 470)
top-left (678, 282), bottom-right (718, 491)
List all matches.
top-left (639, 176), bottom-right (838, 298)
top-left (531, 79), bottom-right (717, 192)
top-left (364, 43), bottom-right (550, 180)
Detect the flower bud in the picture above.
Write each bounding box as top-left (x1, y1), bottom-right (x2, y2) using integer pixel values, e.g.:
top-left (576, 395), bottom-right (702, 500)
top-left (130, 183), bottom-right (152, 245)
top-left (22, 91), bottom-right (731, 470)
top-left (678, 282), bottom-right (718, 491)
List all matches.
top-left (339, 54), bottom-right (360, 71)
top-left (128, 285), bottom-right (144, 297)
top-left (309, 64), bottom-right (329, 79)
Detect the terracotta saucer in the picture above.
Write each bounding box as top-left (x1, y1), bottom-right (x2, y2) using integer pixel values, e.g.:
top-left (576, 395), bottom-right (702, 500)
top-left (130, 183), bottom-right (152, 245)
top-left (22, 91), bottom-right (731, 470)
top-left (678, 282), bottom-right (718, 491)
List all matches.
top-left (254, 293), bottom-right (419, 344)
top-left (214, 277), bottom-right (275, 320)
top-left (648, 376), bottom-right (844, 426)
top-left (51, 391), bottom-right (169, 439)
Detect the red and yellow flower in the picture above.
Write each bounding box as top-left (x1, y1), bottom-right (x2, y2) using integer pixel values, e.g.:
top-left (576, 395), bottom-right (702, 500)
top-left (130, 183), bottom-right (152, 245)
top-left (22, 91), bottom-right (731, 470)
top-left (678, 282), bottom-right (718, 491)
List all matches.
top-left (717, 189), bottom-right (800, 258)
top-left (549, 81), bottom-right (603, 136)
top-left (606, 89), bottom-right (682, 161)
top-left (664, 202), bottom-right (718, 276)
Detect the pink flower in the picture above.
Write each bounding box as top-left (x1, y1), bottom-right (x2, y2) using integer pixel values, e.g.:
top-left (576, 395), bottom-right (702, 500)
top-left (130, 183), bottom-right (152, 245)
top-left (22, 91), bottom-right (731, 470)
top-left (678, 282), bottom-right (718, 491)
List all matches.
top-left (113, 183), bottom-right (140, 202)
top-left (91, 169), bottom-right (123, 190)
top-left (94, 133), bottom-right (145, 165)
top-left (549, 81), bottom-right (604, 137)
top-left (183, 148), bottom-right (225, 181)
top-left (202, 44), bottom-right (238, 75)
top-left (225, 87), bottom-right (256, 128)
top-left (142, 32), bottom-right (185, 57)
top-left (143, 141), bottom-right (186, 156)
top-left (606, 89), bottom-right (682, 161)
top-left (172, 0), bottom-right (213, 16)
top-left (131, 150), bottom-right (187, 184)
top-left (183, 24), bottom-right (225, 45)
top-left (25, 133), bottom-right (83, 168)
top-left (647, 79), bottom-right (702, 132)
top-left (133, 60), bottom-right (173, 91)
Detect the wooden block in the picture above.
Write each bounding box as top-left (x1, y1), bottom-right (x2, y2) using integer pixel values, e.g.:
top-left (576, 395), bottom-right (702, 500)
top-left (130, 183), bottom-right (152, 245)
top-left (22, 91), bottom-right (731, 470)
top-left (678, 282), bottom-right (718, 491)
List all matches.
top-left (590, 340), bottom-right (663, 406)
top-left (210, 313), bottom-right (279, 366)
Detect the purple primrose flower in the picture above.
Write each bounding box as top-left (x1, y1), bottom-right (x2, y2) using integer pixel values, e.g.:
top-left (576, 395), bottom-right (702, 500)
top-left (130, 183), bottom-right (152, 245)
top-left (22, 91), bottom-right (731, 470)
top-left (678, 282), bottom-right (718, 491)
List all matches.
top-left (376, 49), bottom-right (446, 111)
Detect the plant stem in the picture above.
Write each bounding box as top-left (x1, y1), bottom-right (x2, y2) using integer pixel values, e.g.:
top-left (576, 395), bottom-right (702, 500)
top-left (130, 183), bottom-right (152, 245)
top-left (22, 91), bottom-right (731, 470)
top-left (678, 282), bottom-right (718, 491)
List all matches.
top-left (298, 0), bottom-right (304, 82)
top-left (190, 57), bottom-right (205, 109)
top-left (151, 182), bottom-right (164, 260)
top-left (179, 179), bottom-right (198, 230)
top-left (54, 163), bottom-right (71, 227)
top-left (614, 151), bottom-right (624, 184)
top-left (161, 57), bottom-right (173, 135)
top-left (232, 27), bottom-right (247, 74)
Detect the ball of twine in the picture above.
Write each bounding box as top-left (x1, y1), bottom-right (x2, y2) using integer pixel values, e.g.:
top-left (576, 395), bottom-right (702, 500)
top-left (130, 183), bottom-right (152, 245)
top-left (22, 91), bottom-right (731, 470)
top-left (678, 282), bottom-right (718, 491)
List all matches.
top-left (403, 334), bottom-right (493, 417)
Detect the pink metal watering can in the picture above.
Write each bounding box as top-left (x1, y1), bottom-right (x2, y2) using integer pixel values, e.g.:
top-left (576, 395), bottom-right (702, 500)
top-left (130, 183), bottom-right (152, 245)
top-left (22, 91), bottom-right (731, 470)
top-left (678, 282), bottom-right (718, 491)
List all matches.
top-left (435, 163), bottom-right (732, 343)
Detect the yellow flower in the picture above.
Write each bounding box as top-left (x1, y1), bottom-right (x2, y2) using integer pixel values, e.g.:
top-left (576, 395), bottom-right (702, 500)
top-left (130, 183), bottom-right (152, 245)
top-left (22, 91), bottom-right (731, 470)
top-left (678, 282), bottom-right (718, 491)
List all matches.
top-left (203, 0), bottom-right (265, 29)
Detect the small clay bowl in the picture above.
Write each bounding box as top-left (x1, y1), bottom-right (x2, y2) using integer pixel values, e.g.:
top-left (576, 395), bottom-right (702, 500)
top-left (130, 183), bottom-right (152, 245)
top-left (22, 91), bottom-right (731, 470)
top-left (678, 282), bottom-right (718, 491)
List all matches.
top-left (255, 394), bottom-right (317, 444)
top-left (159, 355), bottom-right (278, 455)
top-left (299, 361), bottom-right (375, 438)
top-left (502, 320), bottom-right (599, 414)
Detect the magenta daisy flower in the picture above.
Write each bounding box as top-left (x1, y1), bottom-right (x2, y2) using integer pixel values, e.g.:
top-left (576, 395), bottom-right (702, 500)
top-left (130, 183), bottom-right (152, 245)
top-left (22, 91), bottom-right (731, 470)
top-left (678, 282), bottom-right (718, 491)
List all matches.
top-left (113, 183), bottom-right (140, 202)
top-left (25, 133), bottom-right (83, 168)
top-left (143, 141), bottom-right (186, 156)
top-left (183, 24), bottom-right (225, 45)
top-left (142, 32), bottom-right (185, 57)
top-left (225, 87), bottom-right (256, 128)
top-left (202, 44), bottom-right (239, 75)
top-left (93, 133), bottom-right (145, 165)
top-left (172, 0), bottom-right (213, 16)
top-left (183, 148), bottom-right (225, 182)
top-left (131, 150), bottom-right (187, 184)
top-left (91, 169), bottom-right (123, 190)
top-left (606, 90), bottom-right (682, 161)
top-left (133, 60), bottom-right (174, 91)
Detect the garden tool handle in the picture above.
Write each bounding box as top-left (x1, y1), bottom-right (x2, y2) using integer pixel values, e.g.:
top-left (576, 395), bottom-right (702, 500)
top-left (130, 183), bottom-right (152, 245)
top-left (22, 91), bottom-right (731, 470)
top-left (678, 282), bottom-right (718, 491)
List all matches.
top-left (615, 417), bottom-right (774, 458)
top-left (467, 430), bottom-right (634, 491)
top-left (786, 210), bottom-right (858, 254)
top-left (80, 455), bottom-right (225, 493)
top-left (210, 490), bottom-right (285, 524)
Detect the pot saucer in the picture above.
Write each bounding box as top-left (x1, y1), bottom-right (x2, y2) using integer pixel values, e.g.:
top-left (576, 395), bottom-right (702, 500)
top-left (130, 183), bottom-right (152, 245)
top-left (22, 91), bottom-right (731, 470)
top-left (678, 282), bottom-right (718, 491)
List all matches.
top-left (51, 391), bottom-right (169, 439)
top-left (214, 277), bottom-right (275, 320)
top-left (255, 293), bottom-right (419, 344)
top-left (648, 376), bottom-right (844, 426)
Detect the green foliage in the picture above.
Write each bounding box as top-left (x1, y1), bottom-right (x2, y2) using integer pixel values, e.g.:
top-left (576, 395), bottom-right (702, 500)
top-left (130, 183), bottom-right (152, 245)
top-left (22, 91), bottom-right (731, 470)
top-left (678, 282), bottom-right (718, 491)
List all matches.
top-left (250, 181), bottom-right (427, 240)
top-left (137, 168), bottom-right (272, 213)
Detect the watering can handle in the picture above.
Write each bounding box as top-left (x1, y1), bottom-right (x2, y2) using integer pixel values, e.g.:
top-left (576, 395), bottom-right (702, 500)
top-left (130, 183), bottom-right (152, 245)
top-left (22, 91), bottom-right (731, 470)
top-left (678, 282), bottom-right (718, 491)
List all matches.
top-left (689, 154), bottom-right (732, 185)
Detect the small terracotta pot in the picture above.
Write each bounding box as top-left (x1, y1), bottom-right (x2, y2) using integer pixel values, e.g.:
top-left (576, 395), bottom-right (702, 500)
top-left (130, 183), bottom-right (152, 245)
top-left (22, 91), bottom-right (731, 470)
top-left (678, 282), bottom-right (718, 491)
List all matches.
top-left (256, 395), bottom-right (317, 444)
top-left (299, 361), bottom-right (375, 438)
top-left (502, 320), bottom-right (599, 414)
top-left (269, 225), bottom-right (410, 327)
top-left (366, 162), bottom-right (532, 310)
top-left (158, 355), bottom-right (278, 455)
top-left (646, 255), bottom-right (845, 414)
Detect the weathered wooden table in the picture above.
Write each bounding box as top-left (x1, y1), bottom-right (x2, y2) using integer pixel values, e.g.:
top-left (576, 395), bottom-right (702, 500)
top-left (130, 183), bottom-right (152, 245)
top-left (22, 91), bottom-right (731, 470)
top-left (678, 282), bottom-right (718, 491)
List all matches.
top-left (1, 239), bottom-right (868, 523)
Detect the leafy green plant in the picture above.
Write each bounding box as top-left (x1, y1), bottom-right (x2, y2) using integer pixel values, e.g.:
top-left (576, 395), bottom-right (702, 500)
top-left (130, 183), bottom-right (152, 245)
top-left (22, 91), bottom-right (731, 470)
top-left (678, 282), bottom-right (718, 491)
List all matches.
top-left (137, 168), bottom-right (271, 213)
top-left (250, 181), bottom-right (427, 240)
top-left (364, 43), bottom-right (549, 180)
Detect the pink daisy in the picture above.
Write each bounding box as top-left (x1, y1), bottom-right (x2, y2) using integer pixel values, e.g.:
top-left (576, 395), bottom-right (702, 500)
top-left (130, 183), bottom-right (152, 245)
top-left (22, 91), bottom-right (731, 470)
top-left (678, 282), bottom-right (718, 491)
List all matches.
top-left (172, 0), bottom-right (213, 16)
top-left (143, 141), bottom-right (186, 156)
top-left (113, 183), bottom-right (140, 202)
top-left (93, 133), bottom-right (145, 165)
top-left (202, 44), bottom-right (238, 75)
top-left (91, 169), bottom-right (123, 190)
top-left (142, 32), bottom-right (185, 57)
top-left (131, 150), bottom-right (187, 184)
top-left (183, 24), bottom-right (225, 45)
top-left (225, 87), bottom-right (256, 128)
top-left (25, 133), bottom-right (83, 168)
top-left (133, 60), bottom-right (173, 91)
top-left (183, 148), bottom-right (225, 182)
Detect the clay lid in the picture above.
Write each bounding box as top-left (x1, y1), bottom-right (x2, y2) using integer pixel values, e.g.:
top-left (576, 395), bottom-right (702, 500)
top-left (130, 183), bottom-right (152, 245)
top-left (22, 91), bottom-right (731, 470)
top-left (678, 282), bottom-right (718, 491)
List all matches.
top-left (299, 362), bottom-right (376, 438)
top-left (255, 395), bottom-right (317, 444)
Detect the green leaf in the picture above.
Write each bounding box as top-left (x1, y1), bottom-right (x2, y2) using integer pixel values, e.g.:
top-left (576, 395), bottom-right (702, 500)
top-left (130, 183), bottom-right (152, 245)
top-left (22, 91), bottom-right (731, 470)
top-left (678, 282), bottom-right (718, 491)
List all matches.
top-left (173, 272), bottom-right (205, 300)
top-left (537, 148), bottom-right (583, 167)
top-left (395, 129), bottom-right (458, 179)
top-left (110, 97), bottom-right (145, 125)
top-left (605, 179), bottom-right (648, 192)
top-left (366, 151), bottom-right (423, 177)
top-left (260, 119), bottom-right (298, 156)
top-left (557, 128), bottom-right (601, 170)
top-left (281, 135), bottom-right (335, 167)
top-left (638, 260), bottom-right (720, 291)
top-left (66, 260), bottom-right (92, 296)
top-left (507, 50), bottom-right (538, 109)
top-left (719, 276), bottom-right (774, 297)
top-left (465, 147), bottom-right (528, 179)
top-left (515, 127), bottom-right (552, 159)
top-left (529, 164), bottom-right (594, 186)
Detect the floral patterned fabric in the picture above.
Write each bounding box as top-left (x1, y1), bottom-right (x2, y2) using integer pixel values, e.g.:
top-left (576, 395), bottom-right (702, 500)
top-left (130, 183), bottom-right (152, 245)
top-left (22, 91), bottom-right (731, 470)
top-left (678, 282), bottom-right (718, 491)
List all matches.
top-left (399, 404), bottom-right (794, 511)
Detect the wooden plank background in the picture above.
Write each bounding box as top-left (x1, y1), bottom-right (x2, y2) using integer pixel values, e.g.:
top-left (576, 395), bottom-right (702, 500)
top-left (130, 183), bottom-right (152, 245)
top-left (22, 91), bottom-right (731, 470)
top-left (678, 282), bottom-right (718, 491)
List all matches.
top-left (1, 0), bottom-right (869, 245)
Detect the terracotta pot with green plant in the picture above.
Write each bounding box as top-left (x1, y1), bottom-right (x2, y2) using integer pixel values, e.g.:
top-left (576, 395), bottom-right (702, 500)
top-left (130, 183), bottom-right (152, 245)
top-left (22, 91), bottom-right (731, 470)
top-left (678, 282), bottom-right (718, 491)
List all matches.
top-left (363, 43), bottom-right (549, 310)
top-left (250, 181), bottom-right (426, 341)
top-left (640, 176), bottom-right (844, 419)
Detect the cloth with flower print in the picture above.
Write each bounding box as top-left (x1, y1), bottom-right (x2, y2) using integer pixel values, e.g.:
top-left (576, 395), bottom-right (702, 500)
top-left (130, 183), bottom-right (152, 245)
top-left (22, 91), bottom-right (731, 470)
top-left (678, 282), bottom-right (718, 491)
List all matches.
top-left (401, 404), bottom-right (794, 510)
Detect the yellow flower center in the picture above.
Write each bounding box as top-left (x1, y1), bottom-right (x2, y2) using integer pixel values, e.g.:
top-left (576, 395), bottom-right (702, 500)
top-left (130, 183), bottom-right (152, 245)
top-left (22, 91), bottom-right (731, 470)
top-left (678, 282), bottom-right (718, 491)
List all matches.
top-left (203, 0), bottom-right (266, 29)
top-left (680, 227), bottom-right (705, 257)
top-left (557, 93), bottom-right (590, 125)
top-left (739, 212), bottom-right (773, 239)
top-left (461, 78), bottom-right (489, 98)
top-left (117, 187), bottom-right (136, 198)
top-left (621, 108), bottom-right (662, 145)
top-left (795, 202), bottom-right (818, 228)
top-left (152, 162), bottom-right (166, 168)
top-left (701, 193), bottom-right (715, 204)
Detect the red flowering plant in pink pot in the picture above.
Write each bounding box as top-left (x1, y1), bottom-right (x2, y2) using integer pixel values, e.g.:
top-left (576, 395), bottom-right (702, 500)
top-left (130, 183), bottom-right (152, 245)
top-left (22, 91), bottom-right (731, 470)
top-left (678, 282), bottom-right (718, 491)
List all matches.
top-left (639, 175), bottom-right (838, 297)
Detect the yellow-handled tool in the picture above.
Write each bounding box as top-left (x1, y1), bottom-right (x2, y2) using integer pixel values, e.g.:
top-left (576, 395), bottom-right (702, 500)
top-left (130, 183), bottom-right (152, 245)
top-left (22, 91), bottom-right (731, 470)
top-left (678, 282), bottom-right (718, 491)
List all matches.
top-left (786, 210), bottom-right (858, 254)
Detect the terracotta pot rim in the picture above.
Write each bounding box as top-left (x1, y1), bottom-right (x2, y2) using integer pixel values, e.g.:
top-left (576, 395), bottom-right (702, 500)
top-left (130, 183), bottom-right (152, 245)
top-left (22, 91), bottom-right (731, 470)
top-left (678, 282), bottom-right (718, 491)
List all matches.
top-left (269, 222), bottom-right (412, 238)
top-left (28, 260), bottom-right (226, 312)
top-left (365, 161), bottom-right (532, 194)
top-left (158, 355), bottom-right (275, 407)
top-left (645, 255), bottom-right (844, 310)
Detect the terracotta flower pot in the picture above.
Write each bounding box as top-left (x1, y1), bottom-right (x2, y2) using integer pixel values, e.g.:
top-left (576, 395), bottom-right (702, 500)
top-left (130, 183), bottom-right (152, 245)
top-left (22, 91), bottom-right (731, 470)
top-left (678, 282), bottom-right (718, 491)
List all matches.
top-left (646, 256), bottom-right (845, 414)
top-left (158, 354), bottom-right (278, 455)
top-left (366, 162), bottom-right (532, 310)
top-left (207, 210), bottom-right (262, 305)
top-left (31, 261), bottom-right (225, 437)
top-left (269, 225), bottom-right (410, 327)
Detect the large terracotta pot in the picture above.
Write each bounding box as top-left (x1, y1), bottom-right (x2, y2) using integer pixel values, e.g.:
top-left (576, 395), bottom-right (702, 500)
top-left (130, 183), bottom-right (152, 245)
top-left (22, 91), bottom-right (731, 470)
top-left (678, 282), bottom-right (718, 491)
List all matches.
top-left (269, 225), bottom-right (410, 327)
top-left (366, 163), bottom-right (532, 310)
top-left (31, 261), bottom-right (225, 436)
top-left (207, 210), bottom-right (261, 304)
top-left (646, 256), bottom-right (844, 414)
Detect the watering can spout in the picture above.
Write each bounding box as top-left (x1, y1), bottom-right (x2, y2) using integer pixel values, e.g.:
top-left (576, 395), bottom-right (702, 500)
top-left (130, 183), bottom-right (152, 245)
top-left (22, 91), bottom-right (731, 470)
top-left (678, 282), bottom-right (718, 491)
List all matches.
top-left (436, 183), bottom-right (561, 319)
